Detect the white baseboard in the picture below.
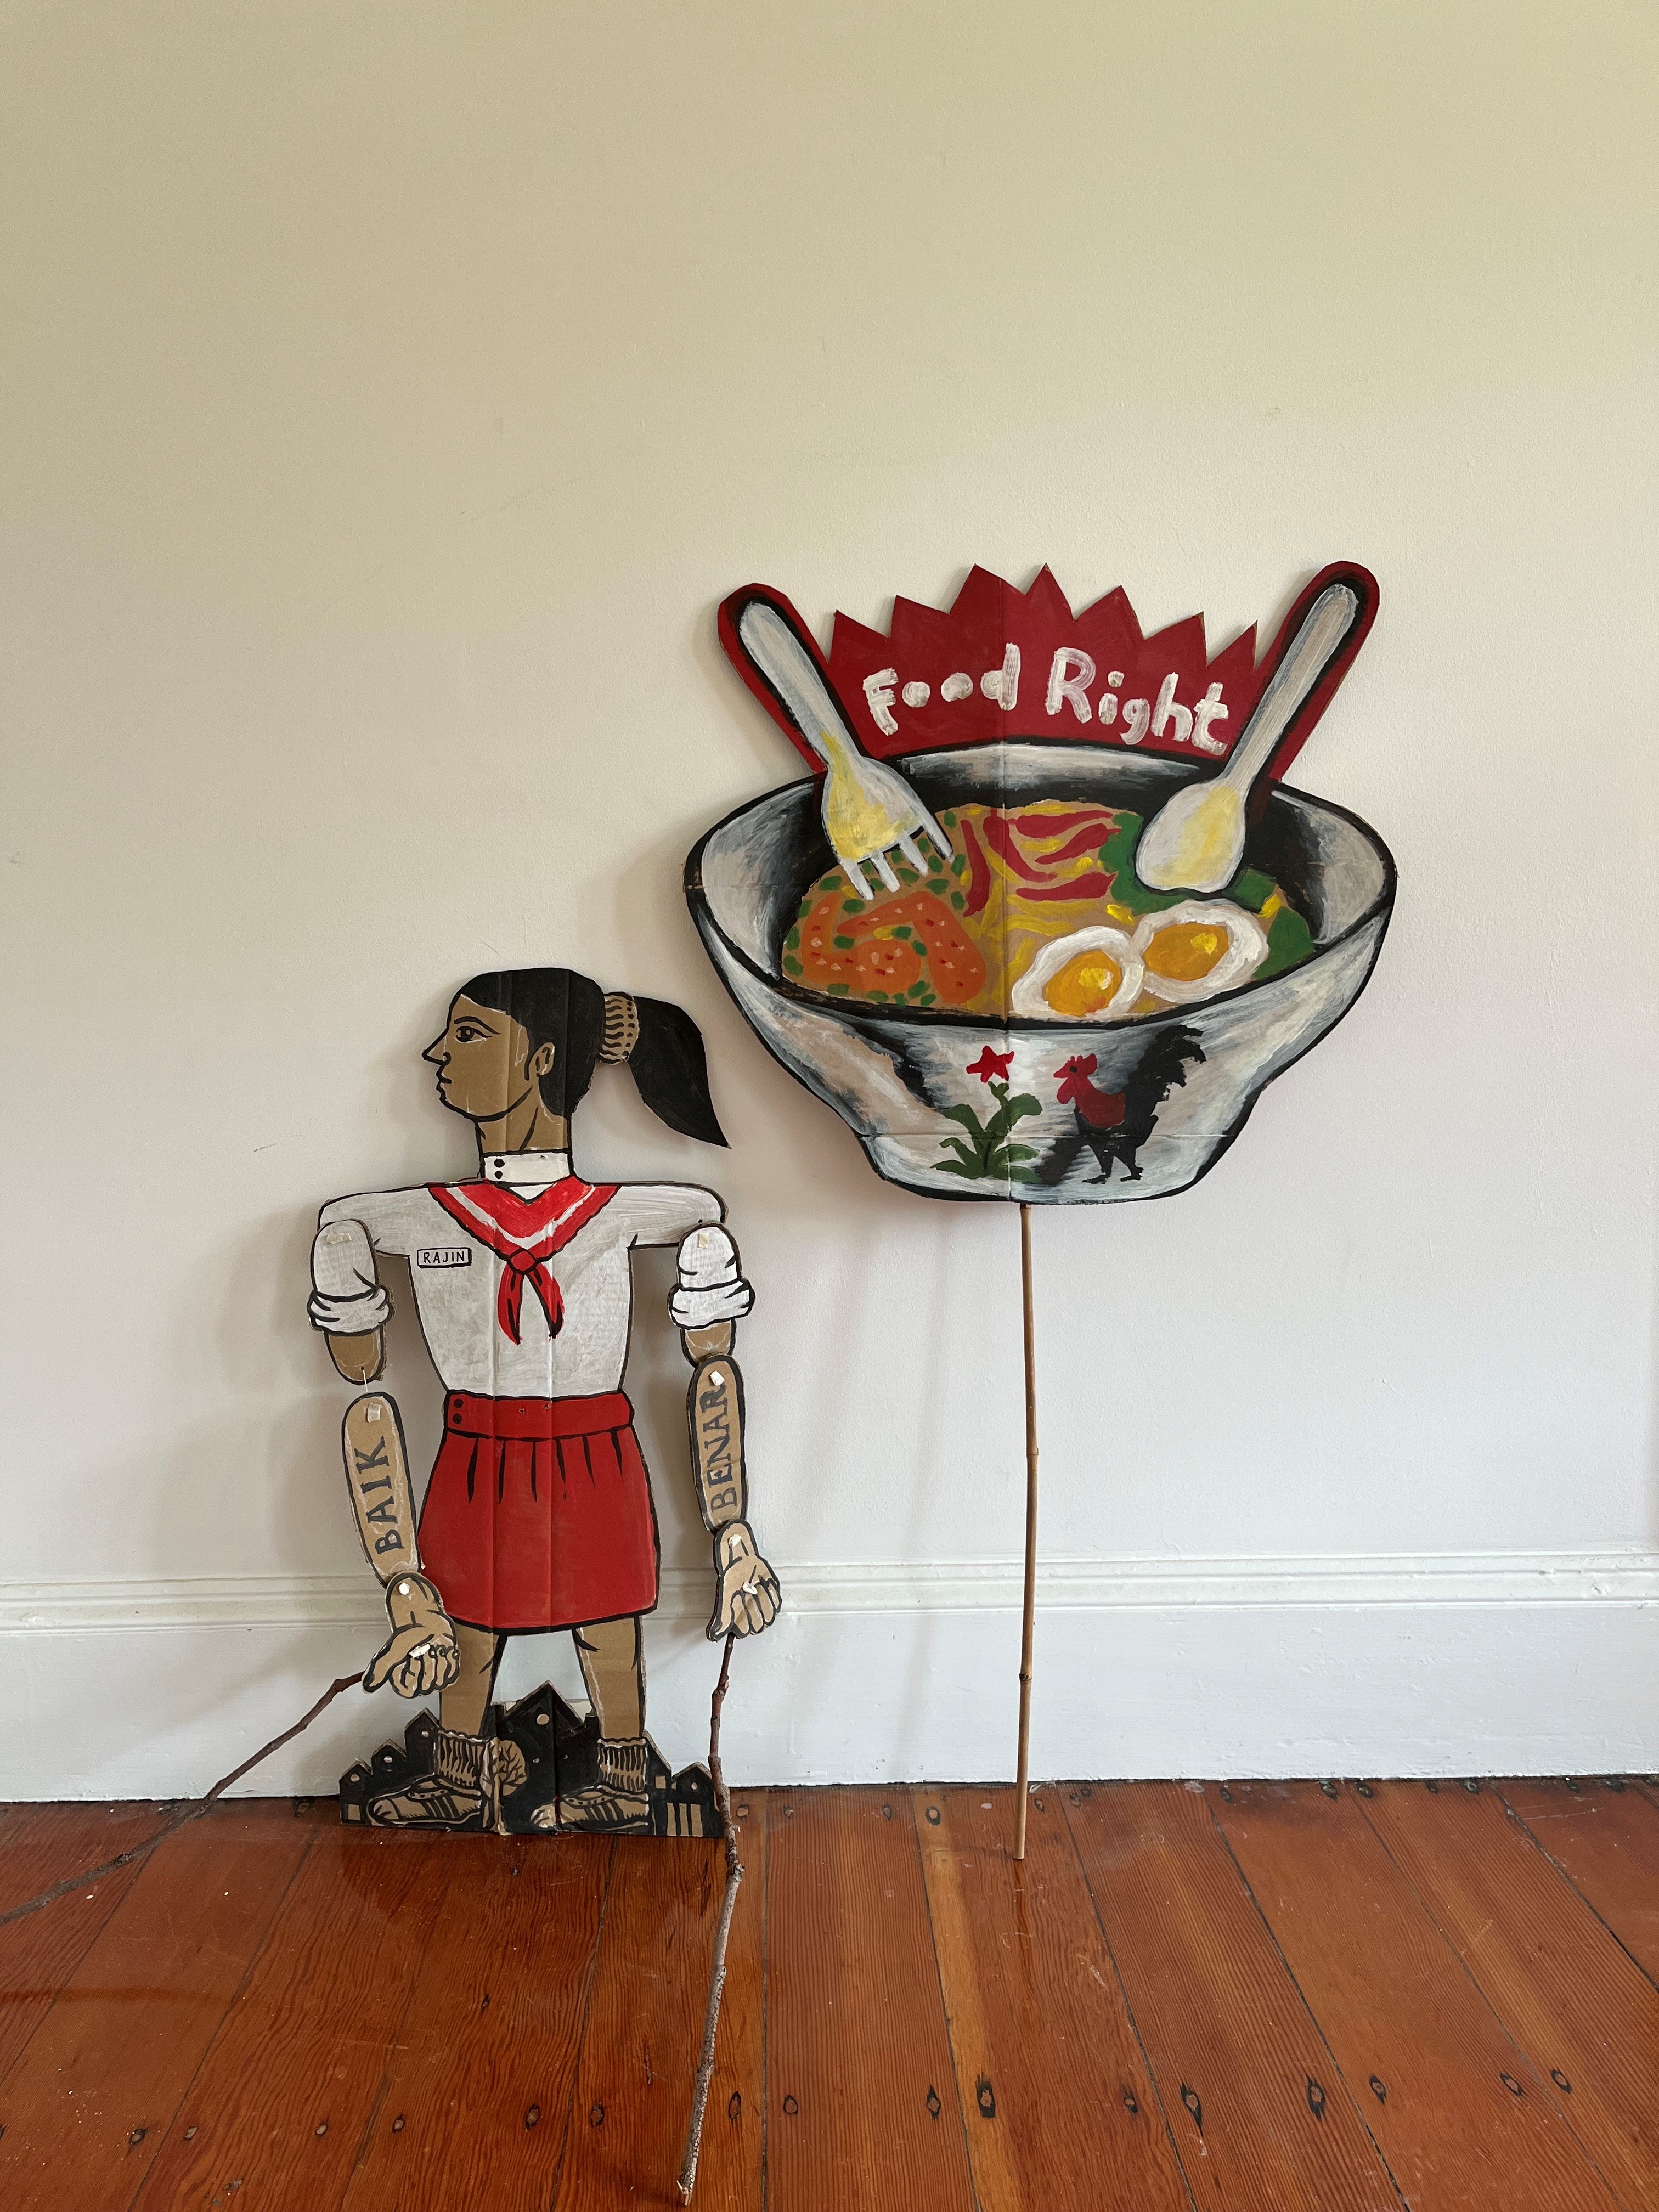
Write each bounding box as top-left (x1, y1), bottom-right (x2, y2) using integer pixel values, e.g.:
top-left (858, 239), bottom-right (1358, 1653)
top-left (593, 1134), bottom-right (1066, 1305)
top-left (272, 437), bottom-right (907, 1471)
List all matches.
top-left (1, 1550), bottom-right (1654, 1798)
top-left (5, 1548), bottom-right (1655, 1632)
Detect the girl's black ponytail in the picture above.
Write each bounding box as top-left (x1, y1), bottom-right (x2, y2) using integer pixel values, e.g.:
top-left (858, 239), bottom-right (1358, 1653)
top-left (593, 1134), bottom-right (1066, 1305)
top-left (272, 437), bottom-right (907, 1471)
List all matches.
top-left (455, 967), bottom-right (727, 1146)
top-left (626, 995), bottom-right (728, 1147)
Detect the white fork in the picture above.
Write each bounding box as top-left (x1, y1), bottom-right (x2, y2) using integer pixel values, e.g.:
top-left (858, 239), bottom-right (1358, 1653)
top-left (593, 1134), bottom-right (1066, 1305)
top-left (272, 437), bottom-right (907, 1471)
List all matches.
top-left (735, 600), bottom-right (953, 900)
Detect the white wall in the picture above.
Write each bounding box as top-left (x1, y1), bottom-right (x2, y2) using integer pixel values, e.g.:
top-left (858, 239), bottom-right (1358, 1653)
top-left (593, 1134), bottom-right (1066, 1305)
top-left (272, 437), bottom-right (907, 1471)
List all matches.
top-left (2, 1), bottom-right (1655, 1795)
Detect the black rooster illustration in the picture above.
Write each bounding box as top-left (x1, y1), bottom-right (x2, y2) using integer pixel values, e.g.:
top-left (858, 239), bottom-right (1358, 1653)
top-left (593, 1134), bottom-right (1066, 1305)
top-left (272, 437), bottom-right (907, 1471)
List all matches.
top-left (1038, 1025), bottom-right (1206, 1186)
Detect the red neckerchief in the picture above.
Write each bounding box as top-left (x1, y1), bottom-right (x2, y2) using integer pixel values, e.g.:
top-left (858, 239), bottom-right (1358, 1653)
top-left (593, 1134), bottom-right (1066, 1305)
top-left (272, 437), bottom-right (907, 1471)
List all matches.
top-left (427, 1176), bottom-right (619, 1345)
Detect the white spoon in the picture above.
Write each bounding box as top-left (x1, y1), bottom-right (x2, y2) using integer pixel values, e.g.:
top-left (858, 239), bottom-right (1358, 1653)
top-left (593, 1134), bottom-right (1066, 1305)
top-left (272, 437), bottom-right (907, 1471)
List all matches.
top-left (1135, 580), bottom-right (1362, 894)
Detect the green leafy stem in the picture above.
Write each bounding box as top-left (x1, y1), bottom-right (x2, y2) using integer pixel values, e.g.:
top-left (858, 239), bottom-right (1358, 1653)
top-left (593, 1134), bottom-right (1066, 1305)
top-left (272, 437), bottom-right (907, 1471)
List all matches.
top-left (937, 1079), bottom-right (1042, 1184)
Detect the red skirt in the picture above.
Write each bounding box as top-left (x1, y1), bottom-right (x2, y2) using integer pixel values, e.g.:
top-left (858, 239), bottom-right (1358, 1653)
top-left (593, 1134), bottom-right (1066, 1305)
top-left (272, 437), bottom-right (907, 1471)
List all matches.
top-left (418, 1389), bottom-right (659, 1632)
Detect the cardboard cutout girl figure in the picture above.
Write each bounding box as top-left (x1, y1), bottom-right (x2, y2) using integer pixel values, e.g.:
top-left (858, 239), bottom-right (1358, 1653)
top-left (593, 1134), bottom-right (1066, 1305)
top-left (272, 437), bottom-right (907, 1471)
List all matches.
top-left (309, 968), bottom-right (779, 1835)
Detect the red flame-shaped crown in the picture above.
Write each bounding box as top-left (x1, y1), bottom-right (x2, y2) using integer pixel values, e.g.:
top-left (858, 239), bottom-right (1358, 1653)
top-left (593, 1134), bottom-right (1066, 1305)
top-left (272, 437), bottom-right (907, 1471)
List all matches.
top-left (719, 561), bottom-right (1378, 783)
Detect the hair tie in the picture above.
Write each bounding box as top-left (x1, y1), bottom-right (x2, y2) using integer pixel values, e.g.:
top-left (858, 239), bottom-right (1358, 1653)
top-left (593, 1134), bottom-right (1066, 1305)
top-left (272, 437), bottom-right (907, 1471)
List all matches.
top-left (601, 991), bottom-right (640, 1064)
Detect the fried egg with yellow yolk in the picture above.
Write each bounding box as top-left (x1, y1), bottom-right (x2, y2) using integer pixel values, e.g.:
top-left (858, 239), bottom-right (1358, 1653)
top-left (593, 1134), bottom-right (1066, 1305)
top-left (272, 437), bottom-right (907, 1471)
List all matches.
top-left (1009, 901), bottom-right (1271, 1020)
top-left (1009, 926), bottom-right (1144, 1019)
top-left (1132, 900), bottom-right (1269, 1005)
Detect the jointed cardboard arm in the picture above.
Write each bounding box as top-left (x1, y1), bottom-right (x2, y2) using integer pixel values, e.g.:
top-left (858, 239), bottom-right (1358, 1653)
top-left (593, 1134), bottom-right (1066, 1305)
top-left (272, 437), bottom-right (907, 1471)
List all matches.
top-left (674, 1229), bottom-right (781, 1642)
top-left (340, 1391), bottom-right (461, 1698)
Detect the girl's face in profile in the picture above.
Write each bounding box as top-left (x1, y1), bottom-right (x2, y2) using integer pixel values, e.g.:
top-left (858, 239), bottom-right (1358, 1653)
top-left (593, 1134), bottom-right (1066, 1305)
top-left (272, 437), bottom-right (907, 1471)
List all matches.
top-left (422, 996), bottom-right (553, 1124)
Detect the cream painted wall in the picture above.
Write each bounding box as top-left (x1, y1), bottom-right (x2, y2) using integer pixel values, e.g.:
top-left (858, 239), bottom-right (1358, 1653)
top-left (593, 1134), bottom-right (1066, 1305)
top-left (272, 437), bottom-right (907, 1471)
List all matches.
top-left (2, 2), bottom-right (1656, 1792)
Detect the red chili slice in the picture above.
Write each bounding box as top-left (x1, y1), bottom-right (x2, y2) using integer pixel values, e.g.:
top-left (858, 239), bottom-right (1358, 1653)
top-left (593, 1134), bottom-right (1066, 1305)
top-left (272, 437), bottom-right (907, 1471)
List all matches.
top-left (1019, 870), bottom-right (1117, 901)
top-left (1032, 824), bottom-right (1119, 867)
top-left (961, 815), bottom-right (993, 915)
top-left (978, 811), bottom-right (1048, 881)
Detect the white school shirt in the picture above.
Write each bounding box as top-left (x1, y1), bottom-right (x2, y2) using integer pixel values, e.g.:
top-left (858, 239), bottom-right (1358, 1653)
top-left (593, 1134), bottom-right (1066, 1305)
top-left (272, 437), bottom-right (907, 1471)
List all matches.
top-left (309, 1149), bottom-right (723, 1399)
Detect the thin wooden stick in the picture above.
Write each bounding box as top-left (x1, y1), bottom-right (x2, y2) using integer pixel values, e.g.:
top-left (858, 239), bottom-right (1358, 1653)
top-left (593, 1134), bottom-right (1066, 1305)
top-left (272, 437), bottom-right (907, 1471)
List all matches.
top-left (1014, 1200), bottom-right (1040, 1861)
top-left (0, 1672), bottom-right (362, 1931)
top-left (677, 1629), bottom-right (742, 2203)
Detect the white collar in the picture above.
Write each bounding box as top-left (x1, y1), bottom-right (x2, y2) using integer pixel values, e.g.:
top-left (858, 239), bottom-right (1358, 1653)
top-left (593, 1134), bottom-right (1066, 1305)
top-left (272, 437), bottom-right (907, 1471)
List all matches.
top-left (479, 1148), bottom-right (572, 1189)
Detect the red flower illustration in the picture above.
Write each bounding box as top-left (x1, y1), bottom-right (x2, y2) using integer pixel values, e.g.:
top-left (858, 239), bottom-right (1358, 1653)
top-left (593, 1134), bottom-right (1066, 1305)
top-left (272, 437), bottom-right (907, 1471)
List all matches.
top-left (966, 1047), bottom-right (1015, 1084)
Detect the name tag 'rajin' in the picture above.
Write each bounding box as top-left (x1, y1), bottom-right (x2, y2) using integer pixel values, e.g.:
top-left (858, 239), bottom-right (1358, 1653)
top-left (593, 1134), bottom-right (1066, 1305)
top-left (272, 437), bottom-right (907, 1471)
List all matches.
top-left (415, 1246), bottom-right (473, 1269)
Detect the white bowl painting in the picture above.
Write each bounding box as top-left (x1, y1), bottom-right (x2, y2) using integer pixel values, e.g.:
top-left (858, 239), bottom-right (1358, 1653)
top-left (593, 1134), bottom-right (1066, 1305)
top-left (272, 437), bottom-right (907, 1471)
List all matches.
top-left (686, 742), bottom-right (1395, 1204)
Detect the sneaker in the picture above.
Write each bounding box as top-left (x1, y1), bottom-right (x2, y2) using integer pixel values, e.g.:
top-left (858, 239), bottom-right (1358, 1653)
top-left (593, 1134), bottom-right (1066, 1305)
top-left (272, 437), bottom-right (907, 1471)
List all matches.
top-left (529, 1733), bottom-right (653, 1835)
top-left (542, 1781), bottom-right (652, 1834)
top-left (369, 1771), bottom-right (488, 1829)
top-left (367, 1726), bottom-right (525, 1831)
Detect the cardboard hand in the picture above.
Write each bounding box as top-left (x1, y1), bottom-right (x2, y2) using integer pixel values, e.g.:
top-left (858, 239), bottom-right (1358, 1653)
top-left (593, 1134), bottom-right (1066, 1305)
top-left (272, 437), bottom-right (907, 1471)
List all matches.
top-left (708, 1520), bottom-right (780, 1641)
top-left (364, 1572), bottom-right (461, 1697)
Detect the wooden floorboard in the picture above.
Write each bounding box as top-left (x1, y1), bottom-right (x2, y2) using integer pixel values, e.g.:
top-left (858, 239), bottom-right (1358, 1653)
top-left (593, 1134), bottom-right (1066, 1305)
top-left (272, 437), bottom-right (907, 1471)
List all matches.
top-left (0, 1803), bottom-right (175, 2085)
top-left (913, 1784), bottom-right (1190, 2212)
top-left (5, 1780), bottom-right (1659, 2210)
top-left (557, 1798), bottom-right (765, 2211)
top-left (765, 1786), bottom-right (977, 2212)
top-left (127, 1820), bottom-right (460, 2211)
top-left (1358, 1779), bottom-right (1659, 2210)
top-left (0, 1801), bottom-right (317, 2212)
top-left (1064, 1781), bottom-right (1401, 2211)
top-left (1214, 1780), bottom-right (1616, 2211)
top-left (339, 1829), bottom-right (613, 2212)
top-left (1495, 1779), bottom-right (1659, 1986)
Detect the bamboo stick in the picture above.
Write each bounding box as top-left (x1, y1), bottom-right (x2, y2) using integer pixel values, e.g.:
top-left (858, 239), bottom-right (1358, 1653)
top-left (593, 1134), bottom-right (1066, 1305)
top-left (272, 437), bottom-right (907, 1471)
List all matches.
top-left (1014, 1201), bottom-right (1040, 1861)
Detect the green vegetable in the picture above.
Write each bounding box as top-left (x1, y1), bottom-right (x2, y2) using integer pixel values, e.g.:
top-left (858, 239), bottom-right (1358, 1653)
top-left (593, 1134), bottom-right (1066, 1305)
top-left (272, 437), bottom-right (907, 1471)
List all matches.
top-left (1228, 867), bottom-right (1276, 911)
top-left (1257, 905), bottom-right (1316, 980)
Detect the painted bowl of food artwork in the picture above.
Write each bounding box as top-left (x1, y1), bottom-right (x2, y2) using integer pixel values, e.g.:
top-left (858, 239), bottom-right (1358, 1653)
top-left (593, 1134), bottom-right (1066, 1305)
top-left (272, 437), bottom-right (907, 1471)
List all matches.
top-left (685, 740), bottom-right (1395, 1203)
